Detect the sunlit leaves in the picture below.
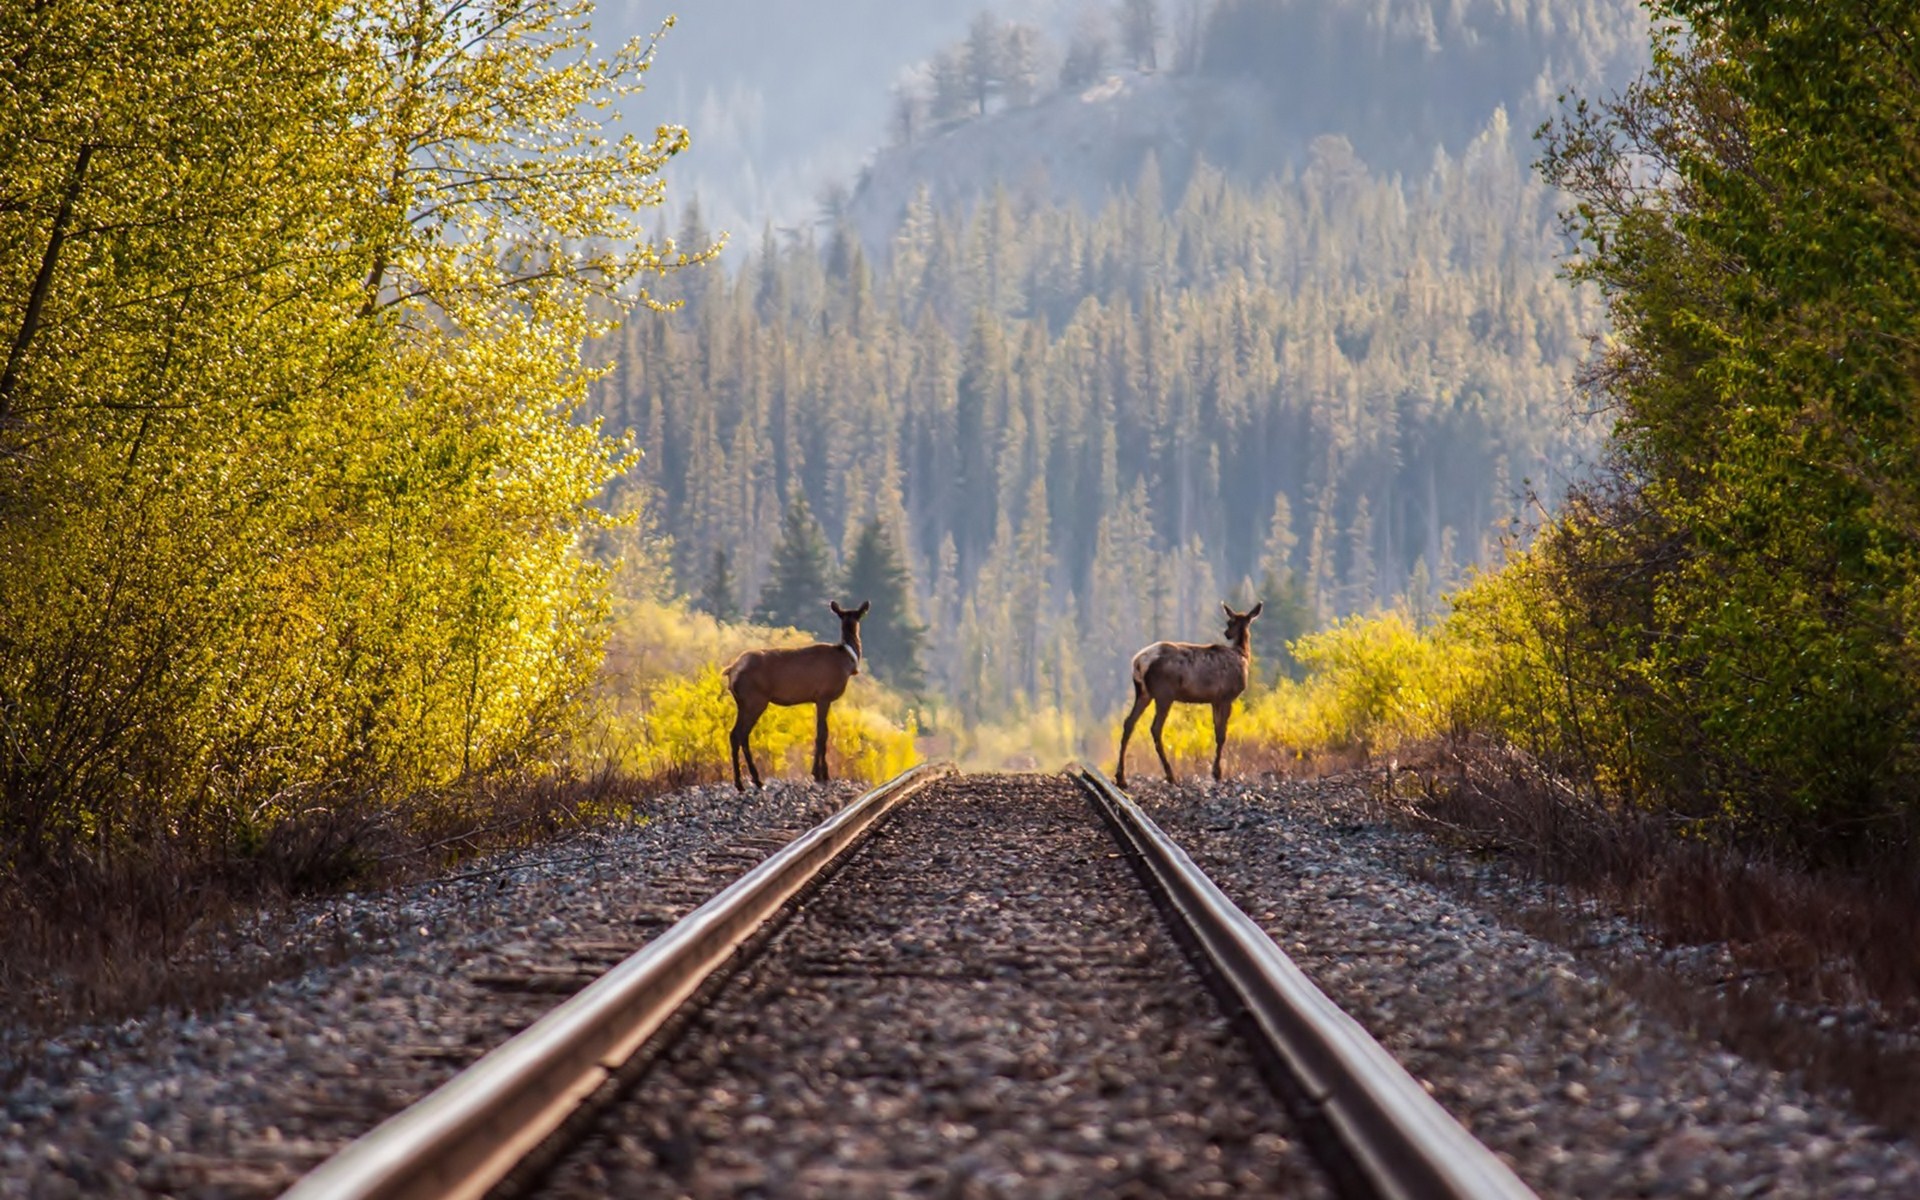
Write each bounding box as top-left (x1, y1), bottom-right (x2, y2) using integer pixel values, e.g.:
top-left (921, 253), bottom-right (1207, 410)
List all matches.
top-left (1509, 2), bottom-right (1920, 847)
top-left (0, 0), bottom-right (694, 873)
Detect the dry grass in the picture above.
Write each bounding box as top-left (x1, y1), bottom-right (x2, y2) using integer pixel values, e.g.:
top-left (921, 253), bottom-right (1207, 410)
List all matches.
top-left (1086, 721), bottom-right (1372, 782)
top-left (0, 767), bottom-right (678, 1039)
top-left (1375, 737), bottom-right (1920, 1138)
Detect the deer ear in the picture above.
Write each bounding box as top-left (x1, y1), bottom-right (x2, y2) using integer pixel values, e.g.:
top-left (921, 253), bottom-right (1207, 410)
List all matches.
top-left (1248, 602), bottom-right (1263, 619)
top-left (1221, 601), bottom-right (1234, 618)
top-left (829, 601), bottom-right (844, 616)
top-left (856, 600), bottom-right (870, 617)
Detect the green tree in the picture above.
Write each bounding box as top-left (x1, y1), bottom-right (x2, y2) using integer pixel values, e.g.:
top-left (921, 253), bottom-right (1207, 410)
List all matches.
top-left (755, 493), bottom-right (836, 633)
top-left (930, 48), bottom-right (972, 124)
top-left (0, 0), bottom-right (699, 876)
top-left (698, 548), bottom-right (740, 624)
top-left (1251, 569), bottom-right (1314, 682)
top-left (1519, 2), bottom-right (1920, 844)
top-left (965, 13), bottom-right (1004, 115)
top-left (842, 519), bottom-right (929, 694)
top-left (1001, 24), bottom-right (1043, 107)
top-left (1061, 12), bottom-right (1111, 89)
top-left (1121, 0), bottom-right (1160, 70)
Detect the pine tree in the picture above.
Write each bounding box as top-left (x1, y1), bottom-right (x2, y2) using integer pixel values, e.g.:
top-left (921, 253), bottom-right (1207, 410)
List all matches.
top-left (929, 533), bottom-right (962, 696)
top-left (754, 492), bottom-right (836, 634)
top-left (1252, 567), bottom-right (1314, 682)
top-left (889, 80), bottom-right (924, 147)
top-left (1251, 489), bottom-right (1313, 679)
top-left (1346, 494), bottom-right (1376, 612)
top-left (965, 13), bottom-right (1003, 116)
top-left (1121, 0), bottom-right (1160, 70)
top-left (1405, 556), bottom-right (1436, 629)
top-left (1061, 11), bottom-right (1110, 89)
top-left (842, 518), bottom-right (929, 695)
top-left (698, 548), bottom-right (739, 624)
top-left (1002, 24), bottom-right (1043, 107)
top-left (1261, 491), bottom-right (1298, 579)
top-left (929, 48), bottom-right (971, 125)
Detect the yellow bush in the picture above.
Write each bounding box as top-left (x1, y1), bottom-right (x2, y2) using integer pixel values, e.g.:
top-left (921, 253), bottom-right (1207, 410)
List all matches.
top-left (592, 601), bottom-right (918, 785)
top-left (1287, 611), bottom-right (1457, 750)
top-left (1104, 606), bottom-right (1519, 773)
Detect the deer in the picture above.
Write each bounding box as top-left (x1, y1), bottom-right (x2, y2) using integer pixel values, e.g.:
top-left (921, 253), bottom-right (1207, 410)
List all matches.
top-left (722, 600), bottom-right (869, 792)
top-left (1115, 601), bottom-right (1263, 788)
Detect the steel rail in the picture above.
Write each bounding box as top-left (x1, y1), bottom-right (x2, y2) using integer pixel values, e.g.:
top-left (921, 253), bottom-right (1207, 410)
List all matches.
top-left (1071, 763), bottom-right (1538, 1200)
top-left (284, 761), bottom-right (954, 1200)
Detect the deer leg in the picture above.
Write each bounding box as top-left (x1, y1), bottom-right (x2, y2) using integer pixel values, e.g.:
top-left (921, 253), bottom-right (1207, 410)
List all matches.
top-left (1150, 698), bottom-right (1176, 784)
top-left (742, 728), bottom-right (764, 790)
top-left (732, 699), bottom-right (765, 791)
top-left (729, 704), bottom-right (746, 792)
top-left (1115, 680), bottom-right (1150, 787)
top-left (813, 701), bottom-right (832, 783)
top-left (1212, 700), bottom-right (1232, 782)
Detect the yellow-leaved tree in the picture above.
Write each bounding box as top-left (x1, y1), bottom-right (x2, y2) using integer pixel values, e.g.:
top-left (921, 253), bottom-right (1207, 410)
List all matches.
top-left (0, 0), bottom-right (703, 882)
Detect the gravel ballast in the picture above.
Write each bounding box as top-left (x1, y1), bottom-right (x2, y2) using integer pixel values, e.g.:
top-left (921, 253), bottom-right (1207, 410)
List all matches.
top-left (0, 781), bottom-right (857, 1199)
top-left (6, 769), bottom-right (1918, 1198)
top-left (539, 772), bottom-right (1329, 1198)
top-left (1141, 775), bottom-right (1920, 1198)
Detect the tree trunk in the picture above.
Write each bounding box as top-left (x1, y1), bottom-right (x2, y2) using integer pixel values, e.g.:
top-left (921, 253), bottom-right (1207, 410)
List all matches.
top-left (1, 143), bottom-right (92, 424)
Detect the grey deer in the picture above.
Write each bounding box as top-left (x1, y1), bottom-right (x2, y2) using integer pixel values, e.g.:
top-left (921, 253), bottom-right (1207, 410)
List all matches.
top-left (1115, 601), bottom-right (1263, 787)
top-left (722, 600), bottom-right (869, 791)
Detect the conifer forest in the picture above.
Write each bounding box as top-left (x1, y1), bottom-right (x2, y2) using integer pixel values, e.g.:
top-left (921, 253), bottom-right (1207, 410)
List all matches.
top-left (601, 122), bottom-right (1602, 725)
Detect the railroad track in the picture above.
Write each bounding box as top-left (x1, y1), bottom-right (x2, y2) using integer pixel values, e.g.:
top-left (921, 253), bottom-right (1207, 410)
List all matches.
top-left (284, 765), bottom-right (1534, 1199)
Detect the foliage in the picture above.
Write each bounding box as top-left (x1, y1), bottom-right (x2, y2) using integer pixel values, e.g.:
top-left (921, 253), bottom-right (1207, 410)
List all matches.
top-left (1185, 4), bottom-right (1920, 864)
top-left (613, 665), bottom-right (916, 785)
top-left (753, 493), bottom-right (837, 635)
top-left (1492, 4), bottom-right (1920, 852)
top-left (696, 549), bottom-right (741, 623)
top-left (957, 704), bottom-right (1084, 771)
top-left (0, 0), bottom-right (698, 880)
top-left (597, 600), bottom-right (918, 785)
top-left (1235, 609), bottom-right (1496, 756)
top-left (842, 519), bottom-right (929, 695)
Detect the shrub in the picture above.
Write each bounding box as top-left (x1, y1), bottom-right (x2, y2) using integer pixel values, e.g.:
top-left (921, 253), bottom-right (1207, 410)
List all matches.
top-left (594, 599), bottom-right (919, 786)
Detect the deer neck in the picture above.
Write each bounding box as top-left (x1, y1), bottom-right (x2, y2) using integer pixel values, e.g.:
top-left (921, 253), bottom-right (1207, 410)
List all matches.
top-left (840, 640), bottom-right (860, 673)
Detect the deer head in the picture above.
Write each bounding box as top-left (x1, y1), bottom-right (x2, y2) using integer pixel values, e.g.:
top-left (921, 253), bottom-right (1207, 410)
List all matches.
top-left (829, 599), bottom-right (870, 665)
top-left (1221, 601), bottom-right (1263, 648)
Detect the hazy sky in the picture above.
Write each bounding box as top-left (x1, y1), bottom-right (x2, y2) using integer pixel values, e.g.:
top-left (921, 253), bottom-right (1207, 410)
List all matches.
top-left (605, 1), bottom-right (1081, 245)
top-left (596, 0), bottom-right (1646, 257)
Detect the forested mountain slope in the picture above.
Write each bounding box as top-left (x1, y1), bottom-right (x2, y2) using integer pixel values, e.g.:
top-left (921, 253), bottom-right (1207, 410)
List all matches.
top-left (1198, 0), bottom-right (1649, 174)
top-left (609, 0), bottom-right (1067, 236)
top-left (845, 0), bottom-right (1647, 249)
top-left (593, 102), bottom-right (1606, 720)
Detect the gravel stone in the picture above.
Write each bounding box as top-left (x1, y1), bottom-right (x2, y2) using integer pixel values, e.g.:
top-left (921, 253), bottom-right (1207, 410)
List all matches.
top-left (1139, 775), bottom-right (1920, 1198)
top-left (0, 781), bottom-right (856, 1199)
top-left (11, 767), bottom-right (1914, 1198)
top-left (538, 772), bottom-right (1327, 1198)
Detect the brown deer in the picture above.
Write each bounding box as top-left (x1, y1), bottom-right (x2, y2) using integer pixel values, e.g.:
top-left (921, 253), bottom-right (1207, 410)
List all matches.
top-left (1115, 601), bottom-right (1263, 787)
top-left (722, 600), bottom-right (869, 791)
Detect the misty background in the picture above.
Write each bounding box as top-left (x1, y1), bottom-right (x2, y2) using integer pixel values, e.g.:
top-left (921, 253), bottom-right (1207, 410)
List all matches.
top-left (589, 0), bottom-right (1653, 739)
top-left (606, 0), bottom-right (1646, 241)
